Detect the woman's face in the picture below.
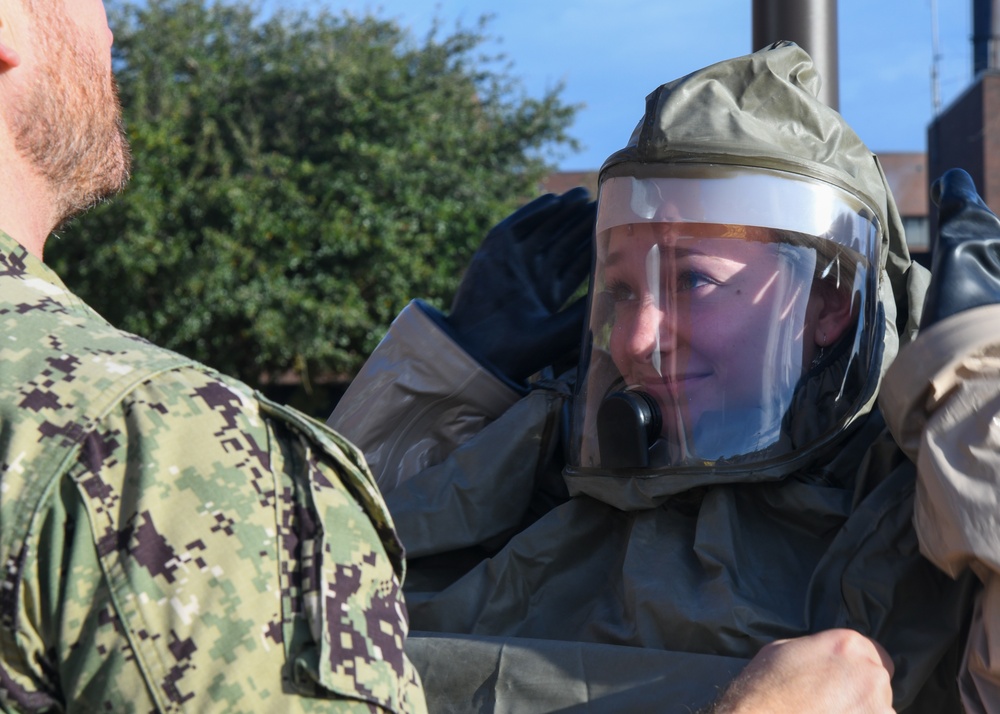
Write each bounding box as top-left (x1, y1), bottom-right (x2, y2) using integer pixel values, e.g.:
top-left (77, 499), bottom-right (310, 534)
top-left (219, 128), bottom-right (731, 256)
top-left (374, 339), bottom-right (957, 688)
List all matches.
top-left (602, 223), bottom-right (822, 451)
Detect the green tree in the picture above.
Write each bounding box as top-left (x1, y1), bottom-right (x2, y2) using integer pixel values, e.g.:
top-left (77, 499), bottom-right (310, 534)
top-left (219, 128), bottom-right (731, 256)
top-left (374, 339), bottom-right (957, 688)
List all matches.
top-left (48, 0), bottom-right (579, 397)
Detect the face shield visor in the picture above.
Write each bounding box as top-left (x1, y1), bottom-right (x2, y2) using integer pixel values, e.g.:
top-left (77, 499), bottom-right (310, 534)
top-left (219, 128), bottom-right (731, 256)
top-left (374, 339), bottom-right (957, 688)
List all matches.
top-left (569, 165), bottom-right (881, 474)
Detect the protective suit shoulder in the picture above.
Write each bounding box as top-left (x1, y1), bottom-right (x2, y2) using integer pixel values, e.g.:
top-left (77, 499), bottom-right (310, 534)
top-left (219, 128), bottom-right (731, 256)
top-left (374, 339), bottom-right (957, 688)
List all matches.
top-left (386, 383), bottom-right (570, 563)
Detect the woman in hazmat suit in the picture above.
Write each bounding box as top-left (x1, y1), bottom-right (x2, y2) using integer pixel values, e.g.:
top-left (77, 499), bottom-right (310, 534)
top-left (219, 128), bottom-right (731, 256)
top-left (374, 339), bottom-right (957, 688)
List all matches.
top-left (578, 169), bottom-right (866, 472)
top-left (328, 42), bottom-right (976, 713)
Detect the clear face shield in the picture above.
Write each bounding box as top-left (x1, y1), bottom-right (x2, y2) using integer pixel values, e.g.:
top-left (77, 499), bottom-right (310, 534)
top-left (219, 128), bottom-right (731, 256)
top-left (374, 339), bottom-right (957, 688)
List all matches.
top-left (569, 165), bottom-right (881, 473)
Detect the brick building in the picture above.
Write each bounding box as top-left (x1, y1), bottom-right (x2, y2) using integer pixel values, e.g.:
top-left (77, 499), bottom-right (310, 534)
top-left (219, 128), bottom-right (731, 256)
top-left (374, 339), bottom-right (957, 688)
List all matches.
top-left (929, 72), bottom-right (1000, 235)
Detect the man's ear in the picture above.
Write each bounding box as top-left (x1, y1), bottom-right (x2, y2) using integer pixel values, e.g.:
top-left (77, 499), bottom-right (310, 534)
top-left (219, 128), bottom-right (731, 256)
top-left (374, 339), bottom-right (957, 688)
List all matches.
top-left (0, 12), bottom-right (23, 69)
top-left (813, 280), bottom-right (855, 347)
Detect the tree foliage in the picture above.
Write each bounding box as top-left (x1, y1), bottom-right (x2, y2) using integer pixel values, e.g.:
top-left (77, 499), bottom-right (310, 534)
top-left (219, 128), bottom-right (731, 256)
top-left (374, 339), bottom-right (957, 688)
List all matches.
top-left (48, 0), bottom-right (579, 391)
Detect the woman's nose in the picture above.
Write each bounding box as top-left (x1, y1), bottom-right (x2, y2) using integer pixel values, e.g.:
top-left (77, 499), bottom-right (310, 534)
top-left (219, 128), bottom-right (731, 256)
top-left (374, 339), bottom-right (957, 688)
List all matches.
top-left (625, 300), bottom-right (674, 364)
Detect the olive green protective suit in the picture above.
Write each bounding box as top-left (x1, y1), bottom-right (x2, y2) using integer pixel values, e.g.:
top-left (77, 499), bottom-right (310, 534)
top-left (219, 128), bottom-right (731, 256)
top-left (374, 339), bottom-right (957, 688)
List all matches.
top-left (330, 43), bottom-right (976, 713)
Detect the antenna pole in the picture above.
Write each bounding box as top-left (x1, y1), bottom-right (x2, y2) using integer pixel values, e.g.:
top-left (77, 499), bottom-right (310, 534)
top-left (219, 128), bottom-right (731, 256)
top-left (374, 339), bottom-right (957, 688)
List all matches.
top-left (931, 0), bottom-right (941, 115)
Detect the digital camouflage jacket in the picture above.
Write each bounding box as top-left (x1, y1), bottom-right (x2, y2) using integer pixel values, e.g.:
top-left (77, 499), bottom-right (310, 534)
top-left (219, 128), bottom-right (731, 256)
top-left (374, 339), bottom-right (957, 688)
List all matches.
top-left (0, 232), bottom-right (426, 714)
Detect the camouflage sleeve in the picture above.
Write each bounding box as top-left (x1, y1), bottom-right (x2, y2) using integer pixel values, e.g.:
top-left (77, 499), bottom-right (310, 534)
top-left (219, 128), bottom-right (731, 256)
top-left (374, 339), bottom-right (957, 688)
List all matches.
top-left (2, 366), bottom-right (426, 713)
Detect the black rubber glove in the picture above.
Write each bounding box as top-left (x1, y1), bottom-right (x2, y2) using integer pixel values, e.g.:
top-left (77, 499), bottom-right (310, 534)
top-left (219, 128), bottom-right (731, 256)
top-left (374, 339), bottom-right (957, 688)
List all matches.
top-left (446, 187), bottom-right (596, 383)
top-left (922, 168), bottom-right (1000, 328)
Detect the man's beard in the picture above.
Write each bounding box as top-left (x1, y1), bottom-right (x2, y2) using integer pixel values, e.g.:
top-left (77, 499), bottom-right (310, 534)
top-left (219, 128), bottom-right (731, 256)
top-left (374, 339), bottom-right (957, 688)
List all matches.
top-left (9, 9), bottom-right (132, 228)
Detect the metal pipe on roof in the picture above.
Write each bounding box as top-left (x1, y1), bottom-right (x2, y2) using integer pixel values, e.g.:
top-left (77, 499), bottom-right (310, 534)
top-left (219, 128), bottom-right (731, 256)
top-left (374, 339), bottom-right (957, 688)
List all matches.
top-left (752, 0), bottom-right (839, 109)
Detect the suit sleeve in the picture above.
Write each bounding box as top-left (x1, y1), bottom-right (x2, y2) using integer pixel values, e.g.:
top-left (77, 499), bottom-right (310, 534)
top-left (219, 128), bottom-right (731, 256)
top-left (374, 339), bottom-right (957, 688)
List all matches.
top-left (328, 301), bottom-right (521, 495)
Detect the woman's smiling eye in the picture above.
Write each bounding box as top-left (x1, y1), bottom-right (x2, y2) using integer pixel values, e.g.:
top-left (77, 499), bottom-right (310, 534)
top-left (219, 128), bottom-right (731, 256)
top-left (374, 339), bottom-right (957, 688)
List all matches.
top-left (605, 279), bottom-right (637, 303)
top-left (675, 270), bottom-right (718, 291)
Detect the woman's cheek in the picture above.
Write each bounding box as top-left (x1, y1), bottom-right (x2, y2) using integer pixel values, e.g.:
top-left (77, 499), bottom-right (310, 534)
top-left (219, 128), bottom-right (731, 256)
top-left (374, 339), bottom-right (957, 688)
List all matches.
top-left (609, 320), bottom-right (633, 376)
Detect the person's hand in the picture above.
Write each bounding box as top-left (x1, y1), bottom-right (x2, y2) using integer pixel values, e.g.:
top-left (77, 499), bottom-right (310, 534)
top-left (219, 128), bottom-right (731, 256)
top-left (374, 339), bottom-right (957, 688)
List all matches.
top-left (711, 629), bottom-right (895, 714)
top-left (446, 187), bottom-right (595, 382)
top-left (922, 168), bottom-right (1000, 327)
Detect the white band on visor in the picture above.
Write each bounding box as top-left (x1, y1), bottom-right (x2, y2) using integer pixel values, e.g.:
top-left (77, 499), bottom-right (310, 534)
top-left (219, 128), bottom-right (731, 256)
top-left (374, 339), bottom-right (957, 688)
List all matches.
top-left (596, 169), bottom-right (880, 254)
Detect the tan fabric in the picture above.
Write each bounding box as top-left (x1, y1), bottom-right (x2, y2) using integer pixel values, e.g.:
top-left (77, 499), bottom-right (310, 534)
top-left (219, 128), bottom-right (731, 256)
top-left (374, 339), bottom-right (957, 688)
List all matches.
top-left (881, 303), bottom-right (1000, 712)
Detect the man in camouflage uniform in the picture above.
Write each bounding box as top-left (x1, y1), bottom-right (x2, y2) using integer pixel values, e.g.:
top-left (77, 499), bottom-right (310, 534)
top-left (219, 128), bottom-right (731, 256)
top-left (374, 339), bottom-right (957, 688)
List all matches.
top-left (0, 1), bottom-right (425, 711)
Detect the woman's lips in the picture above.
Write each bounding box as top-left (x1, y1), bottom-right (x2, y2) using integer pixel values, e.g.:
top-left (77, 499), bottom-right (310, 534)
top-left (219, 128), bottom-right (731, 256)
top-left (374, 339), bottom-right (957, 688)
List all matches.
top-left (639, 372), bottom-right (711, 399)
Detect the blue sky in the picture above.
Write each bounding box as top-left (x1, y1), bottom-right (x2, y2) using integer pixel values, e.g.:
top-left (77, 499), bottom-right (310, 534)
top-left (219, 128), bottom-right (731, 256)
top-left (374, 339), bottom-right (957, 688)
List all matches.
top-left (276, 0), bottom-right (971, 171)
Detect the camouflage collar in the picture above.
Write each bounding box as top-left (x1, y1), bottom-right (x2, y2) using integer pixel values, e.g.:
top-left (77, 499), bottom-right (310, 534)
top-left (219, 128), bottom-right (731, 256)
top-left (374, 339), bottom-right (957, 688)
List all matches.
top-left (0, 229), bottom-right (74, 293)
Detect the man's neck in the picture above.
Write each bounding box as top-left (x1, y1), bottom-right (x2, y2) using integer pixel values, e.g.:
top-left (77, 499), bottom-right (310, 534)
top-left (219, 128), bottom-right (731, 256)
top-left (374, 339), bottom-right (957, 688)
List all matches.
top-left (0, 158), bottom-right (56, 260)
